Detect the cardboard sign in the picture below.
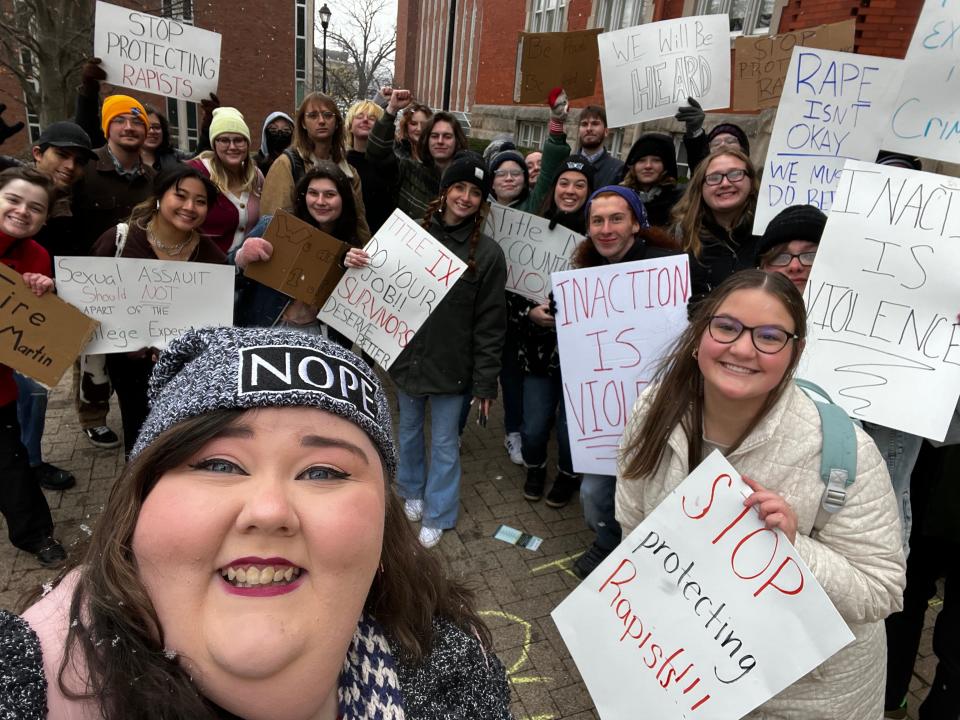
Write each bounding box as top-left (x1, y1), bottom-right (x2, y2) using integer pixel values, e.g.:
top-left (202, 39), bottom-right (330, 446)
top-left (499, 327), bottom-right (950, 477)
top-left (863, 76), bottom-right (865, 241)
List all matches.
top-left (55, 257), bottom-right (234, 354)
top-left (553, 451), bottom-right (854, 720)
top-left (243, 210), bottom-right (348, 307)
top-left (553, 255), bottom-right (689, 475)
top-left (753, 47), bottom-right (905, 234)
top-left (484, 203), bottom-right (582, 303)
top-left (0, 264), bottom-right (98, 387)
top-left (513, 28), bottom-right (602, 103)
top-left (597, 15), bottom-right (731, 128)
top-left (93, 0), bottom-right (221, 101)
top-left (318, 209), bottom-right (468, 371)
top-left (883, 0), bottom-right (960, 163)
top-left (801, 160), bottom-right (960, 441)
top-left (732, 20), bottom-right (855, 111)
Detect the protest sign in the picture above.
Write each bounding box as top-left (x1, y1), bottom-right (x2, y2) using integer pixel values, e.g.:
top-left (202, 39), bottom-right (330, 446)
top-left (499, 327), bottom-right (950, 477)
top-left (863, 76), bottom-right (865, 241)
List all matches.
top-left (243, 210), bottom-right (348, 307)
top-left (753, 47), bottom-right (904, 235)
top-left (884, 0), bottom-right (960, 163)
top-left (318, 209), bottom-right (468, 371)
top-left (484, 203), bottom-right (582, 303)
top-left (553, 255), bottom-right (689, 475)
top-left (553, 451), bottom-right (854, 720)
top-left (597, 15), bottom-right (730, 128)
top-left (0, 264), bottom-right (98, 387)
top-left (55, 257), bottom-right (234, 354)
top-left (513, 28), bottom-right (602, 103)
top-left (93, 1), bottom-right (221, 101)
top-left (732, 20), bottom-right (855, 111)
top-left (800, 159), bottom-right (960, 440)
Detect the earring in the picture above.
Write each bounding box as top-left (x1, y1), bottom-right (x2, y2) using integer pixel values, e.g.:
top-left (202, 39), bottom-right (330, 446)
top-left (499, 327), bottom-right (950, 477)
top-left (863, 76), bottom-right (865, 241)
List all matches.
top-left (155, 199), bottom-right (160, 210)
top-left (692, 348), bottom-right (699, 359)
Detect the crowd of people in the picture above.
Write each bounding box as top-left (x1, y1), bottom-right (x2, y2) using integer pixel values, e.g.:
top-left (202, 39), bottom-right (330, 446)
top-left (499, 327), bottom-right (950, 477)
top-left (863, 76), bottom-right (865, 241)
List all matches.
top-left (0, 66), bottom-right (954, 719)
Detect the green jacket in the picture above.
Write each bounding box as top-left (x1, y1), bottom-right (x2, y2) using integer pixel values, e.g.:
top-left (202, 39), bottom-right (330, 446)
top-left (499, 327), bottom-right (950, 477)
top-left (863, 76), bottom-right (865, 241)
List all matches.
top-left (366, 111), bottom-right (440, 222)
top-left (513, 131), bottom-right (571, 214)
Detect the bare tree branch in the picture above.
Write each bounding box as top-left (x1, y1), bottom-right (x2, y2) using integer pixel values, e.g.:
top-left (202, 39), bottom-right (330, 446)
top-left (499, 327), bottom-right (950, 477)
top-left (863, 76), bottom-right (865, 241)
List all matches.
top-left (316, 0), bottom-right (395, 104)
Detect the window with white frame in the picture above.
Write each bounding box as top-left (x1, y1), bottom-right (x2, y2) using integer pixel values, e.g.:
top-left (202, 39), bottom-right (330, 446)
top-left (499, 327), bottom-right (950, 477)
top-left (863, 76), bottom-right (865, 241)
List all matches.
top-left (517, 121), bottom-right (545, 151)
top-left (528, 0), bottom-right (567, 32)
top-left (165, 99), bottom-right (200, 151)
top-left (604, 128), bottom-right (624, 159)
top-left (594, 0), bottom-right (645, 31)
top-left (697, 0), bottom-right (774, 35)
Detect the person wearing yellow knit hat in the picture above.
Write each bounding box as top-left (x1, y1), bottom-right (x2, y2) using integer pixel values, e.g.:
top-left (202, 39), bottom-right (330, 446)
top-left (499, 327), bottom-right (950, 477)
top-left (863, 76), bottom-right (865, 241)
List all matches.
top-left (99, 94), bottom-right (148, 140)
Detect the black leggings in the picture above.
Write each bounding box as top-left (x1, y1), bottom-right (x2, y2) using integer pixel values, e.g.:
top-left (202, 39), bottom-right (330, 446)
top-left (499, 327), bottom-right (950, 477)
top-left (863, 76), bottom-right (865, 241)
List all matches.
top-left (105, 353), bottom-right (155, 457)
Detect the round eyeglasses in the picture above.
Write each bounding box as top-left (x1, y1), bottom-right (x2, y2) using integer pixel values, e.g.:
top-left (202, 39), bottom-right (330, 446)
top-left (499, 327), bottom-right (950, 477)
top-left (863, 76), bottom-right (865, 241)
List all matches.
top-left (707, 315), bottom-right (798, 354)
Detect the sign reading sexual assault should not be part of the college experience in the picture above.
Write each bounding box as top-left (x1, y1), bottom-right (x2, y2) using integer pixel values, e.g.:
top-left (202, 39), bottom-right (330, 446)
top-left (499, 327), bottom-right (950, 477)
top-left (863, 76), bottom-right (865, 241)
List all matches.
top-left (553, 452), bottom-right (854, 720)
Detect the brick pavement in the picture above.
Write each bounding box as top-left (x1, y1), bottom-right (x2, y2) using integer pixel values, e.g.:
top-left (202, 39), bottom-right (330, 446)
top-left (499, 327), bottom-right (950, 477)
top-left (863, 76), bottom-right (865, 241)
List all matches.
top-left (0, 375), bottom-right (942, 719)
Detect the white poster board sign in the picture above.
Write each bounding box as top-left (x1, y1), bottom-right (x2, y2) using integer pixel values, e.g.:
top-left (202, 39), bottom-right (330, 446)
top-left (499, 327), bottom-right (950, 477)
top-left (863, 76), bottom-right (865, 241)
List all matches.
top-left (598, 15), bottom-right (731, 128)
top-left (484, 203), bottom-right (582, 303)
top-left (801, 159), bottom-right (960, 441)
top-left (884, 0), bottom-right (960, 163)
top-left (55, 257), bottom-right (234, 354)
top-left (318, 209), bottom-right (468, 371)
top-left (753, 47), bottom-right (904, 235)
top-left (553, 451), bottom-right (854, 720)
top-left (554, 255), bottom-right (689, 475)
top-left (93, 1), bottom-right (221, 101)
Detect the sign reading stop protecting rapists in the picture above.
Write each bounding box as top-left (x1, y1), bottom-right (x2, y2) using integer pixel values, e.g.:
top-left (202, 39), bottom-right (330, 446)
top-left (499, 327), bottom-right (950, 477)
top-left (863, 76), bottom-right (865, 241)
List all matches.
top-left (318, 209), bottom-right (468, 372)
top-left (553, 255), bottom-right (689, 476)
top-left (552, 451), bottom-right (854, 720)
top-left (93, 1), bottom-right (221, 101)
top-left (55, 257), bottom-right (235, 354)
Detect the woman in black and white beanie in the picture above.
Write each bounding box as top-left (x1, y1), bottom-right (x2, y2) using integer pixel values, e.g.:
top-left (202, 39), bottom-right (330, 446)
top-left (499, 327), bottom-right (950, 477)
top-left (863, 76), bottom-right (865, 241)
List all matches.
top-left (1, 327), bottom-right (511, 719)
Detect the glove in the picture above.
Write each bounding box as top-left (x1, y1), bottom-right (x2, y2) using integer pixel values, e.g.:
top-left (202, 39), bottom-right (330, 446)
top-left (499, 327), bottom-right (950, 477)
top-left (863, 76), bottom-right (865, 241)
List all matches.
top-left (548, 87), bottom-right (568, 134)
top-left (199, 93), bottom-right (220, 124)
top-left (0, 104), bottom-right (25, 146)
top-left (675, 96), bottom-right (705, 137)
top-left (80, 58), bottom-right (106, 96)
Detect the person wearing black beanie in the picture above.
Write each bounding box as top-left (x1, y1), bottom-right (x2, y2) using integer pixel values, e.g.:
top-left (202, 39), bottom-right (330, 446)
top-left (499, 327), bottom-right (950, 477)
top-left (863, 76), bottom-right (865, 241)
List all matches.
top-left (621, 132), bottom-right (684, 228)
top-left (756, 204), bottom-right (826, 293)
top-left (488, 146), bottom-right (529, 208)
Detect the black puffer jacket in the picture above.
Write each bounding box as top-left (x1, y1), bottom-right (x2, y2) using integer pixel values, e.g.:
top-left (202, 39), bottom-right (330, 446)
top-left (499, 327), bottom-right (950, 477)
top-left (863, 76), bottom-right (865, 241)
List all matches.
top-left (685, 213), bottom-right (760, 315)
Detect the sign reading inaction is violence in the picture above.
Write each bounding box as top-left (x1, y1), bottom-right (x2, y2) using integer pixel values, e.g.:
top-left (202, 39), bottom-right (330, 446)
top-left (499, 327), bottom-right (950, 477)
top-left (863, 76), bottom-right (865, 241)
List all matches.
top-left (93, 0), bottom-right (221, 101)
top-left (55, 257), bottom-right (235, 354)
top-left (553, 452), bottom-right (854, 720)
top-left (318, 209), bottom-right (468, 371)
top-left (484, 203), bottom-right (582, 304)
top-left (753, 47), bottom-right (904, 234)
top-left (801, 160), bottom-right (960, 441)
top-left (553, 255), bottom-right (689, 476)
top-left (513, 28), bottom-right (602, 103)
top-left (0, 264), bottom-right (98, 387)
top-left (597, 15), bottom-right (731, 128)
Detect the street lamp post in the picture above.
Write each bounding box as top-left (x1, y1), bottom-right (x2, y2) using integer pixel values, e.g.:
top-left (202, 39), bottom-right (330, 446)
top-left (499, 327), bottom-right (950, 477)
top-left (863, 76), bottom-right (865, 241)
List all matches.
top-left (319, 3), bottom-right (332, 94)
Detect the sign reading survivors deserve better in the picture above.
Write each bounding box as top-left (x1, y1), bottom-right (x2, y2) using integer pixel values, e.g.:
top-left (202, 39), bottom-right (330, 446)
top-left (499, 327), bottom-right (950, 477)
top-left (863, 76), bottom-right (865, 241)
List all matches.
top-left (93, 1), bottom-right (221, 101)
top-left (318, 209), bottom-right (468, 371)
top-left (598, 15), bottom-right (731, 128)
top-left (55, 257), bottom-right (234, 354)
top-left (553, 255), bottom-right (689, 476)
top-left (553, 452), bottom-right (854, 720)
top-left (0, 264), bottom-right (98, 387)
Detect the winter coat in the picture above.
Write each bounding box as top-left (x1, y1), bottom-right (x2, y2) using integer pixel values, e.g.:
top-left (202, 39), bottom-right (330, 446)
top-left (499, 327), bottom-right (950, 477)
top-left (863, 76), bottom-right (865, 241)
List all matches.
top-left (625, 183), bottom-right (685, 229)
top-left (684, 213), bottom-right (760, 314)
top-left (582, 146), bottom-right (625, 189)
top-left (186, 156), bottom-right (264, 254)
top-left (346, 148), bottom-right (397, 234)
top-left (615, 382), bottom-right (906, 720)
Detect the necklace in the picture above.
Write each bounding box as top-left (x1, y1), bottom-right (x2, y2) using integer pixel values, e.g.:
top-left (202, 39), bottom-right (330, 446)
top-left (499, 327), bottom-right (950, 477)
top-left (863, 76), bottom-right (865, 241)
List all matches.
top-left (147, 220), bottom-right (196, 257)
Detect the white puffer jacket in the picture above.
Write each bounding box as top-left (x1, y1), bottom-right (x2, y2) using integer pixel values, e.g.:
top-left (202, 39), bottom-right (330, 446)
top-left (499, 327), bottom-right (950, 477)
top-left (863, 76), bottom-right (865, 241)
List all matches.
top-left (615, 383), bottom-right (906, 720)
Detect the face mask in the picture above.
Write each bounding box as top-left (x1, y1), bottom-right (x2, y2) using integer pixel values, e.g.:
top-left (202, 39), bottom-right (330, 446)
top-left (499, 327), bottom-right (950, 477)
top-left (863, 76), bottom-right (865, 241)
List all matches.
top-left (265, 129), bottom-right (292, 154)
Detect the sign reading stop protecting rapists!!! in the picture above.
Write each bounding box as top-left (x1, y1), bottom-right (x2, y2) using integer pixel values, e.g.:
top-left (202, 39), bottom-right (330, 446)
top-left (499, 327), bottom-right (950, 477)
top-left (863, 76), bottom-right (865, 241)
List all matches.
top-left (318, 209), bottom-right (468, 372)
top-left (597, 15), bottom-right (731, 128)
top-left (552, 451), bottom-right (854, 720)
top-left (55, 257), bottom-right (235, 354)
top-left (484, 203), bottom-right (582, 304)
top-left (553, 255), bottom-right (689, 476)
top-left (93, 1), bottom-right (221, 101)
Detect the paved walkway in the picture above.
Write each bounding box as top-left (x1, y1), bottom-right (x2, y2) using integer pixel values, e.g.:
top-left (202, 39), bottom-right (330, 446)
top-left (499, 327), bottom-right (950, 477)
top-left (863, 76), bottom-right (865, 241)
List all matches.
top-left (0, 376), bottom-right (941, 719)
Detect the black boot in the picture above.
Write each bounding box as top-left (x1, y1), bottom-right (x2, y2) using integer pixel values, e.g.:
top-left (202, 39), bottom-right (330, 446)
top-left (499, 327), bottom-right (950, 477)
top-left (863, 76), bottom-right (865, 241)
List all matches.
top-left (545, 471), bottom-right (581, 508)
top-left (573, 542), bottom-right (612, 579)
top-left (523, 465), bottom-right (547, 501)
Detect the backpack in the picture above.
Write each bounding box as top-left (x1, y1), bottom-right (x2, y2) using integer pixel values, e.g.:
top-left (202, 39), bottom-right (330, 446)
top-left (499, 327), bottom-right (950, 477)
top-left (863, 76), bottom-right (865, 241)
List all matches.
top-left (795, 379), bottom-right (858, 534)
top-left (283, 148), bottom-right (306, 186)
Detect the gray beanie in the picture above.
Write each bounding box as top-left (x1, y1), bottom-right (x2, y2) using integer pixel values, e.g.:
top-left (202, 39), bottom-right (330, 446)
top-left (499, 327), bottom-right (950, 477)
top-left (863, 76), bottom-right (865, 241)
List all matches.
top-left (130, 327), bottom-right (397, 478)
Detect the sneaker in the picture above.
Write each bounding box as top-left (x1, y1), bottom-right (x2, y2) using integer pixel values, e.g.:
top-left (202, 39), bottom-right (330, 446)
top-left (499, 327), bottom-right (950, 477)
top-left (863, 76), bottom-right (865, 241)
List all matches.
top-left (84, 426), bottom-right (120, 449)
top-left (504, 432), bottom-right (523, 465)
top-left (404, 499), bottom-right (424, 522)
top-left (32, 538), bottom-right (67, 567)
top-left (545, 471), bottom-right (581, 509)
top-left (573, 543), bottom-right (612, 580)
top-left (523, 465), bottom-right (547, 502)
top-left (418, 526), bottom-right (443, 548)
top-left (33, 462), bottom-right (76, 491)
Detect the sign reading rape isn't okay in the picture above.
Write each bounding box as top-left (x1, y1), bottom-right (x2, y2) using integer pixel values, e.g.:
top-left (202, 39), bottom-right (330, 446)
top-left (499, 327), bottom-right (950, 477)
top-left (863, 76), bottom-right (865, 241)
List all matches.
top-left (552, 452), bottom-right (854, 720)
top-left (318, 209), bottom-right (468, 372)
top-left (0, 264), bottom-right (98, 387)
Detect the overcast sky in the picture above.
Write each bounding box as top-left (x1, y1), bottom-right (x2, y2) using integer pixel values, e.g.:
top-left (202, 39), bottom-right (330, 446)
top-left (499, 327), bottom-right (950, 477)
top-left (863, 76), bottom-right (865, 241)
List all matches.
top-left (314, 0), bottom-right (399, 73)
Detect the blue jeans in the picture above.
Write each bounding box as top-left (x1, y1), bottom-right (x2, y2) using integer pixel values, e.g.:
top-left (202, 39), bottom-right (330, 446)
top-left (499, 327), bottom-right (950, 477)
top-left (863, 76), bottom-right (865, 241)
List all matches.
top-left (520, 373), bottom-right (573, 473)
top-left (501, 338), bottom-right (524, 435)
top-left (580, 473), bottom-right (621, 551)
top-left (862, 422), bottom-right (922, 553)
top-left (396, 390), bottom-right (465, 530)
top-left (14, 373), bottom-right (46, 467)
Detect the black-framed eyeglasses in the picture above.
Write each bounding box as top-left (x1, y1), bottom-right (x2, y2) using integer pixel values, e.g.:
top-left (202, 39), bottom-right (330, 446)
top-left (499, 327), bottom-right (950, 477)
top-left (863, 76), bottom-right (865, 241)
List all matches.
top-left (766, 251), bottom-right (817, 267)
top-left (704, 169), bottom-right (747, 185)
top-left (707, 315), bottom-right (798, 354)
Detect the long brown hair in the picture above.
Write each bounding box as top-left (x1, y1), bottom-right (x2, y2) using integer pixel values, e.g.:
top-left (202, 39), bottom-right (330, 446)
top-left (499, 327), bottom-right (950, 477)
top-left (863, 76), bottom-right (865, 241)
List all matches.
top-left (619, 270), bottom-right (806, 481)
top-left (292, 92), bottom-right (346, 164)
top-left (417, 112), bottom-right (468, 168)
top-left (422, 189), bottom-right (490, 273)
top-left (669, 148), bottom-right (758, 258)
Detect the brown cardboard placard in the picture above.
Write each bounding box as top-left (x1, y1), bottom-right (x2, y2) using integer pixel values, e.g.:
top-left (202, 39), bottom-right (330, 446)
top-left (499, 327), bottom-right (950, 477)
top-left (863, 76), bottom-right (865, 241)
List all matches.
top-left (0, 263), bottom-right (98, 387)
top-left (243, 209), bottom-right (349, 307)
top-left (732, 20), bottom-right (856, 111)
top-left (514, 28), bottom-right (602, 104)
